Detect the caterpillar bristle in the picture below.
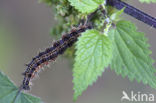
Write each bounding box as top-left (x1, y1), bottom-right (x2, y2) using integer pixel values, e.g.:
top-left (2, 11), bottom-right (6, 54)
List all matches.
top-left (25, 64), bottom-right (29, 66)
top-left (70, 27), bottom-right (77, 32)
top-left (45, 48), bottom-right (51, 52)
top-left (62, 34), bottom-right (70, 41)
top-left (29, 82), bottom-right (33, 86)
top-left (53, 41), bottom-right (60, 47)
top-left (21, 24), bottom-right (92, 91)
top-left (47, 64), bottom-right (50, 68)
top-left (38, 52), bottom-right (44, 56)
top-left (32, 57), bottom-right (36, 61)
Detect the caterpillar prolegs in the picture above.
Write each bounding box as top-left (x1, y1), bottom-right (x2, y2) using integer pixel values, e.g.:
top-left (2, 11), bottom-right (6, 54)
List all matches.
top-left (21, 24), bottom-right (92, 90)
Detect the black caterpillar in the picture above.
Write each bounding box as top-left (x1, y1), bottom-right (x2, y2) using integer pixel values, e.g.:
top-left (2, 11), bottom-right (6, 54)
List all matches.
top-left (21, 24), bottom-right (92, 90)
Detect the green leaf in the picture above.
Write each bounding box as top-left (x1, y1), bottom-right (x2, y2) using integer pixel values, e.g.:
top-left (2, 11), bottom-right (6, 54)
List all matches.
top-left (39, 0), bottom-right (52, 5)
top-left (109, 20), bottom-right (156, 88)
top-left (0, 71), bottom-right (41, 103)
top-left (110, 8), bottom-right (125, 21)
top-left (139, 0), bottom-right (156, 3)
top-left (73, 29), bottom-right (112, 100)
top-left (68, 0), bottom-right (105, 14)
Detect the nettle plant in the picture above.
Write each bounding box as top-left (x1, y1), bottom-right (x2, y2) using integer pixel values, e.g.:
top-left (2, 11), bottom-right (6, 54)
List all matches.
top-left (0, 0), bottom-right (156, 103)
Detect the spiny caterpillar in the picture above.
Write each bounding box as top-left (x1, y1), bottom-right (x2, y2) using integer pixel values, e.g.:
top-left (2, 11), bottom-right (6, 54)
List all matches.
top-left (21, 24), bottom-right (92, 90)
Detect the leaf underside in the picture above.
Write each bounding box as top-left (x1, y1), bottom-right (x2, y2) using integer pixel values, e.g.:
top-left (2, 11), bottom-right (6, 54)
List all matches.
top-left (0, 71), bottom-right (41, 103)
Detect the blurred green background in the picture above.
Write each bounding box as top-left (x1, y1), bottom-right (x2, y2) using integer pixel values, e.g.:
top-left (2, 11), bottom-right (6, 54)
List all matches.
top-left (0, 0), bottom-right (156, 103)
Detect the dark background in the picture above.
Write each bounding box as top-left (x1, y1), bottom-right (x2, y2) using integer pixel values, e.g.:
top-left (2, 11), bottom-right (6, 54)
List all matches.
top-left (0, 0), bottom-right (156, 103)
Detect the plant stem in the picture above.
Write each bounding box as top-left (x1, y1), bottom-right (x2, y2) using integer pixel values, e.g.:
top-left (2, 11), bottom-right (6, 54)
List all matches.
top-left (107, 0), bottom-right (156, 29)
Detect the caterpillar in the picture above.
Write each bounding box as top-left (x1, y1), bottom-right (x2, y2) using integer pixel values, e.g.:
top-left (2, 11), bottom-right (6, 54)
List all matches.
top-left (21, 24), bottom-right (92, 90)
